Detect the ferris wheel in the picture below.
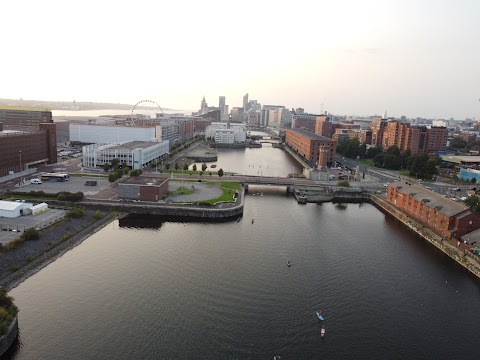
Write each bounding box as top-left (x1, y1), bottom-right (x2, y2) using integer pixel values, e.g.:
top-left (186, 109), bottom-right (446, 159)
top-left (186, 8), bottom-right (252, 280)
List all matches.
top-left (130, 100), bottom-right (164, 126)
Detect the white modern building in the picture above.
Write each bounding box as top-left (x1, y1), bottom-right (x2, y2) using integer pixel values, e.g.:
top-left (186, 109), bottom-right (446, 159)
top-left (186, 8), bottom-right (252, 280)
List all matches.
top-left (82, 140), bottom-right (169, 169)
top-left (70, 124), bottom-right (158, 144)
top-left (205, 122), bottom-right (246, 144)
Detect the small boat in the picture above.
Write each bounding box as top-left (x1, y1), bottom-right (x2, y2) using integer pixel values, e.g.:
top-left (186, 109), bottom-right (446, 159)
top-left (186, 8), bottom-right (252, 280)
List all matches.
top-left (287, 261), bottom-right (291, 267)
top-left (252, 219), bottom-right (255, 224)
top-left (316, 311), bottom-right (324, 321)
top-left (321, 326), bottom-right (326, 338)
top-left (237, 217), bottom-right (241, 223)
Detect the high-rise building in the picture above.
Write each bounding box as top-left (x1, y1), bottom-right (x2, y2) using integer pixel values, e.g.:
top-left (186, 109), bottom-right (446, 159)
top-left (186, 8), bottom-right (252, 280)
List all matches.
top-left (315, 116), bottom-right (333, 138)
top-left (369, 118), bottom-right (388, 147)
top-left (219, 96), bottom-right (225, 110)
top-left (243, 93), bottom-right (248, 110)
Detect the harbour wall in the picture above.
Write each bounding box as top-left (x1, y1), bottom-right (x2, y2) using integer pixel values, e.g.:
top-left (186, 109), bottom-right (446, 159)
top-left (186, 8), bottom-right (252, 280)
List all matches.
top-left (0, 316), bottom-right (18, 357)
top-left (369, 194), bottom-right (480, 279)
top-left (49, 188), bottom-right (245, 220)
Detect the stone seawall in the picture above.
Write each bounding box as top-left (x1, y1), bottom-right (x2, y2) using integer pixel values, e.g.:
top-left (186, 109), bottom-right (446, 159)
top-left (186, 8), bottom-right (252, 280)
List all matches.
top-left (369, 194), bottom-right (480, 279)
top-left (0, 316), bottom-right (18, 357)
top-left (48, 188), bottom-right (245, 220)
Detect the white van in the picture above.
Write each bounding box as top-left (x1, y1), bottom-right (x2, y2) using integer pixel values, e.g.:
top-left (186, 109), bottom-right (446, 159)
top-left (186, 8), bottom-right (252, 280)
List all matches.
top-left (30, 178), bottom-right (42, 184)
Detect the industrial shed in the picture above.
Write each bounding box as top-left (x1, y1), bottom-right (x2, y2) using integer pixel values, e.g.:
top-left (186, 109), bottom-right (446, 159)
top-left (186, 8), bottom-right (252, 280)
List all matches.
top-left (0, 200), bottom-right (34, 218)
top-left (30, 202), bottom-right (48, 215)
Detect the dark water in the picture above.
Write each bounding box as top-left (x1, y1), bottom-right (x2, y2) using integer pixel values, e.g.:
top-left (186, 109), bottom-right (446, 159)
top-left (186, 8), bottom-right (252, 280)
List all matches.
top-left (5, 146), bottom-right (480, 359)
top-left (190, 143), bottom-right (302, 177)
top-left (5, 192), bottom-right (480, 360)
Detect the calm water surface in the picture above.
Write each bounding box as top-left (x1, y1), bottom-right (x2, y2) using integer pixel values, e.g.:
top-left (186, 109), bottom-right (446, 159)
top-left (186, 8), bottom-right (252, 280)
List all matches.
top-left (4, 147), bottom-right (480, 359)
top-left (5, 195), bottom-right (480, 360)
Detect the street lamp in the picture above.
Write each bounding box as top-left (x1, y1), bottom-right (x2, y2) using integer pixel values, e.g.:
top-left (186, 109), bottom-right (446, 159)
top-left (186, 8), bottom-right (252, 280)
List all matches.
top-left (292, 166), bottom-right (294, 179)
top-left (19, 150), bottom-right (22, 185)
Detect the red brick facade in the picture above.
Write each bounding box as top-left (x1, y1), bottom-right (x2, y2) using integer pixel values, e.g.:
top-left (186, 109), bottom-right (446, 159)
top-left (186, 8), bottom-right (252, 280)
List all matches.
top-left (387, 181), bottom-right (480, 240)
top-left (285, 128), bottom-right (336, 168)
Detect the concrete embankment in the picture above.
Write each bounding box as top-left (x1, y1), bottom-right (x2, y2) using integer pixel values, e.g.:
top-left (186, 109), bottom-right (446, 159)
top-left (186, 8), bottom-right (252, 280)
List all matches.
top-left (50, 188), bottom-right (245, 220)
top-left (0, 316), bottom-right (18, 357)
top-left (369, 194), bottom-right (480, 279)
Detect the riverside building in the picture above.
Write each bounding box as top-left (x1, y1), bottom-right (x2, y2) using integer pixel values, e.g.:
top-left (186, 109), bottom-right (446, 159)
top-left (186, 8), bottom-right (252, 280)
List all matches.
top-left (285, 128), bottom-right (336, 168)
top-left (82, 140), bottom-right (169, 170)
top-left (387, 181), bottom-right (480, 240)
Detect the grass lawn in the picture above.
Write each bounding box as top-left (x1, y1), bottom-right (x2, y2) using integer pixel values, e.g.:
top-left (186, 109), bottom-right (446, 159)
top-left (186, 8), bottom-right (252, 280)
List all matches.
top-left (358, 159), bottom-right (375, 166)
top-left (172, 181), bottom-right (241, 205)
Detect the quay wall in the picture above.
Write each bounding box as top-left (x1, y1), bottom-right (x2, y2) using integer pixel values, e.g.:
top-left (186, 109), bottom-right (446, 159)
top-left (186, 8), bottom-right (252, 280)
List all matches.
top-left (0, 316), bottom-right (18, 357)
top-left (49, 188), bottom-right (245, 220)
top-left (369, 194), bottom-right (480, 279)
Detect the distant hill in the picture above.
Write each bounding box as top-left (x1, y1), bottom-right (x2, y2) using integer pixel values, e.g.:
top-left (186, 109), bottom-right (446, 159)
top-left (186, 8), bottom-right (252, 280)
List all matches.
top-left (0, 98), bottom-right (173, 111)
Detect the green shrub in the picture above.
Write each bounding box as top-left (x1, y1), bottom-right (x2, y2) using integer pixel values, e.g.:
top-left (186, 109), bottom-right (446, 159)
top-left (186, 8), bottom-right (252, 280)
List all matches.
top-left (92, 210), bottom-right (103, 220)
top-left (20, 227), bottom-right (40, 241)
top-left (1, 238), bottom-right (24, 252)
top-left (67, 207), bottom-right (86, 219)
top-left (57, 191), bottom-right (84, 201)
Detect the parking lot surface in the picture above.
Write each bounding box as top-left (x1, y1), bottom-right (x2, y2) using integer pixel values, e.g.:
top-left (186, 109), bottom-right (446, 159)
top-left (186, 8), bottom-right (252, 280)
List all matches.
top-left (12, 176), bottom-right (109, 196)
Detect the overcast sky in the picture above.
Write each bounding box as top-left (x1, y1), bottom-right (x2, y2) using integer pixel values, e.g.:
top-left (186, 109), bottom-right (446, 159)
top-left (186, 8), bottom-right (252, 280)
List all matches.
top-left (2, 0), bottom-right (479, 119)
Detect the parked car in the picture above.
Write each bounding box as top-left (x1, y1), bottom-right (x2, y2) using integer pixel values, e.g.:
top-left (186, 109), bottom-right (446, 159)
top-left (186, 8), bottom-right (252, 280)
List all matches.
top-left (84, 180), bottom-right (98, 186)
top-left (30, 178), bottom-right (42, 184)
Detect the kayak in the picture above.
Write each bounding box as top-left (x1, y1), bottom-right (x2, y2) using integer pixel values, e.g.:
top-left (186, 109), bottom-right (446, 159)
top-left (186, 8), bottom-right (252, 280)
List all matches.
top-left (316, 312), bottom-right (324, 321)
top-left (321, 326), bottom-right (326, 338)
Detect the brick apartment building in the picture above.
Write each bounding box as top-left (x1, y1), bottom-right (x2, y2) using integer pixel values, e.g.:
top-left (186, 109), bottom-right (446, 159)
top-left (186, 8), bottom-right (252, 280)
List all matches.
top-left (285, 128), bottom-right (336, 168)
top-left (387, 181), bottom-right (480, 240)
top-left (371, 118), bottom-right (448, 155)
top-left (333, 128), bottom-right (372, 145)
top-left (314, 115), bottom-right (333, 138)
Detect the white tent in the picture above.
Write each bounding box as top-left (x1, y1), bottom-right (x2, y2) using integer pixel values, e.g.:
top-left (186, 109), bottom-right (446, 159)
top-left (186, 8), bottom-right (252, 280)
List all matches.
top-left (30, 203), bottom-right (48, 215)
top-left (0, 200), bottom-right (34, 218)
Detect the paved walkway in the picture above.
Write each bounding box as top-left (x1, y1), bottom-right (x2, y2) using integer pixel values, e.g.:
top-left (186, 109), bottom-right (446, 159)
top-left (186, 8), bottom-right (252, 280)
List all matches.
top-left (166, 181), bottom-right (223, 203)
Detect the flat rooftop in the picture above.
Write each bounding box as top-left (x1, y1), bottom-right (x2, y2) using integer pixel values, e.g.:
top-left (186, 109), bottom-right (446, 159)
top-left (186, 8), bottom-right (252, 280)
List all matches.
top-left (106, 141), bottom-right (159, 151)
top-left (122, 176), bottom-right (168, 186)
top-left (390, 180), bottom-right (468, 217)
top-left (0, 106), bottom-right (51, 112)
top-left (441, 155), bottom-right (480, 164)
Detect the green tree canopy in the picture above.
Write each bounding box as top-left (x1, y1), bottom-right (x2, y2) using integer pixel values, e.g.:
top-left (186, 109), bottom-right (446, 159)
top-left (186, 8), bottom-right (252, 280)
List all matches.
top-left (202, 163), bottom-right (208, 171)
top-left (103, 163), bottom-right (110, 172)
top-left (465, 195), bottom-right (480, 211)
top-left (337, 180), bottom-right (350, 187)
top-left (218, 168), bottom-right (224, 177)
top-left (192, 164), bottom-right (197, 172)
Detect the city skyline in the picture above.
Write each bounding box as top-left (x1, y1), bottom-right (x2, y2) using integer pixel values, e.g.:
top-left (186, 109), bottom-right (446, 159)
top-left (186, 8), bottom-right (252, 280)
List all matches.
top-left (2, 0), bottom-right (479, 120)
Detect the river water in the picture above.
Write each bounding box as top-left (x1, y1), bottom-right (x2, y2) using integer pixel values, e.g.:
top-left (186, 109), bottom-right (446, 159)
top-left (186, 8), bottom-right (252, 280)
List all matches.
top-left (4, 145), bottom-right (480, 360)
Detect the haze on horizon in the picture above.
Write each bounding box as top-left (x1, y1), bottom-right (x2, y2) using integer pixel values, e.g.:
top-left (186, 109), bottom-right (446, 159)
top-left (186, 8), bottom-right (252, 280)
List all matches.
top-left (2, 0), bottom-right (479, 120)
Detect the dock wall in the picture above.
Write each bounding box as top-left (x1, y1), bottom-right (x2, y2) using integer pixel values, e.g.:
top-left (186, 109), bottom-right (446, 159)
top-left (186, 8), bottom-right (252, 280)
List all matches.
top-left (369, 194), bottom-right (480, 279)
top-left (0, 316), bottom-right (18, 357)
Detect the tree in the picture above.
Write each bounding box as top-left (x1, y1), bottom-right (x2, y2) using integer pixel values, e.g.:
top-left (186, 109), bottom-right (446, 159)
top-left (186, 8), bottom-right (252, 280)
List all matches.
top-left (450, 137), bottom-right (467, 149)
top-left (174, 162), bottom-right (179, 170)
top-left (471, 178), bottom-right (477, 184)
top-left (218, 168), bottom-right (224, 177)
top-left (202, 163), bottom-right (208, 171)
top-left (183, 163), bottom-right (189, 171)
top-left (337, 180), bottom-right (350, 187)
top-left (111, 158), bottom-right (119, 168)
top-left (192, 164), bottom-right (197, 172)
top-left (123, 167), bottom-right (129, 175)
top-left (165, 163), bottom-right (170, 170)
top-left (108, 173), bottom-right (118, 183)
top-left (465, 195), bottom-right (480, 211)
top-left (103, 163), bottom-right (110, 172)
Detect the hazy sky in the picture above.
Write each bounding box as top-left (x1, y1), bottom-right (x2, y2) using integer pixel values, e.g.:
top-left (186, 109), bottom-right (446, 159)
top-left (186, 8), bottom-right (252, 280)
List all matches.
top-left (2, 0), bottom-right (479, 119)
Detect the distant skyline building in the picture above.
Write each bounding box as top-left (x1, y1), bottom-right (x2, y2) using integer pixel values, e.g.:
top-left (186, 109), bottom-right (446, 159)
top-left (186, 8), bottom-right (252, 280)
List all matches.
top-left (243, 93), bottom-right (248, 111)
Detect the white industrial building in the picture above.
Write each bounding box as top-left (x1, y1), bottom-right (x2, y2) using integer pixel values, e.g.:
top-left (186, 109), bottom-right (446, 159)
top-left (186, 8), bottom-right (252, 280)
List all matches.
top-left (0, 200), bottom-right (34, 218)
top-left (82, 140), bottom-right (169, 169)
top-left (70, 124), bottom-right (159, 144)
top-left (205, 122), bottom-right (246, 144)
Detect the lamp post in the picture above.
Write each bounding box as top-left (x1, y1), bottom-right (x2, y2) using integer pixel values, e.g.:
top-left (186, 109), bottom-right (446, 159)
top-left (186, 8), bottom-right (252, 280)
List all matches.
top-left (292, 166), bottom-right (294, 179)
top-left (19, 150), bottom-right (22, 185)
